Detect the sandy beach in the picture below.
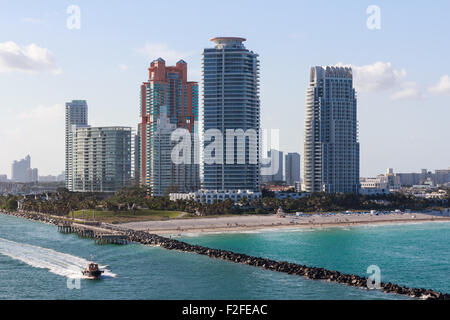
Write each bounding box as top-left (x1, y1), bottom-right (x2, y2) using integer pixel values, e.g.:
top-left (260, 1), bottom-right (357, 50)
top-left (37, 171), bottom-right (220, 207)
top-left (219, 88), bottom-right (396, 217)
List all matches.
top-left (118, 211), bottom-right (450, 235)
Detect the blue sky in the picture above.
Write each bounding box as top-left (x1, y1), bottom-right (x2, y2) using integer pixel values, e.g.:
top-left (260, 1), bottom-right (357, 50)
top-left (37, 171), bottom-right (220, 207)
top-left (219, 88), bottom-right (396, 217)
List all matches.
top-left (0, 0), bottom-right (449, 177)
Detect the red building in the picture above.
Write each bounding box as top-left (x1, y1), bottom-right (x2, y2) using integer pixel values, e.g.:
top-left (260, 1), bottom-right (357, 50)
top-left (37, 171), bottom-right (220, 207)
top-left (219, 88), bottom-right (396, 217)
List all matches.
top-left (138, 58), bottom-right (199, 189)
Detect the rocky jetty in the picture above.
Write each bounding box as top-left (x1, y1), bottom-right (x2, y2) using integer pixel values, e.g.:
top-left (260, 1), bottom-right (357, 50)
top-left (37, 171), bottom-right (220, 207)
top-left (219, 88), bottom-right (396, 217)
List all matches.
top-left (1, 210), bottom-right (448, 300)
top-left (119, 228), bottom-right (449, 300)
top-left (1, 210), bottom-right (65, 225)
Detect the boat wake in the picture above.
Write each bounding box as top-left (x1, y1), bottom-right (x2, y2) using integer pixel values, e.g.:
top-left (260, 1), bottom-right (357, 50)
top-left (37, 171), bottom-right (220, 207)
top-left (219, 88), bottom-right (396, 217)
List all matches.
top-left (0, 237), bottom-right (116, 279)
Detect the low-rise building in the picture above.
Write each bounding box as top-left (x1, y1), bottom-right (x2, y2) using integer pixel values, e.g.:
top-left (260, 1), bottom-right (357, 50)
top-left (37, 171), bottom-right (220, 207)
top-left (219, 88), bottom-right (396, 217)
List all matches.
top-left (170, 190), bottom-right (261, 204)
top-left (360, 176), bottom-right (390, 195)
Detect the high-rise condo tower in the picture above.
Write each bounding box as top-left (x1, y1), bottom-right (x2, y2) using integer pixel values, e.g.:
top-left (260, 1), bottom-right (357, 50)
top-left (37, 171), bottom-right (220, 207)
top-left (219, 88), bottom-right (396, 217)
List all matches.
top-left (65, 100), bottom-right (88, 190)
top-left (202, 37), bottom-right (260, 191)
top-left (139, 58), bottom-right (200, 196)
top-left (302, 66), bottom-right (360, 194)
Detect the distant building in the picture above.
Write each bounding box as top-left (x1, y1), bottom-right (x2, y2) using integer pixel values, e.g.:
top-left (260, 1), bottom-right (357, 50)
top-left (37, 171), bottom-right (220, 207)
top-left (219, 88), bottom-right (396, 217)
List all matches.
top-left (393, 168), bottom-right (450, 186)
top-left (65, 100), bottom-right (88, 190)
top-left (26, 168), bottom-right (39, 183)
top-left (70, 126), bottom-right (132, 193)
top-left (0, 175), bottom-right (7, 182)
top-left (376, 168), bottom-right (450, 188)
top-left (11, 155), bottom-right (38, 183)
top-left (39, 172), bottom-right (65, 182)
top-left (302, 66), bottom-right (359, 194)
top-left (383, 168), bottom-right (401, 190)
top-left (285, 152), bottom-right (300, 186)
top-left (434, 168), bottom-right (450, 185)
top-left (262, 149), bottom-right (284, 183)
top-left (56, 171), bottom-right (65, 182)
top-left (11, 155), bottom-right (31, 182)
top-left (39, 175), bottom-right (57, 182)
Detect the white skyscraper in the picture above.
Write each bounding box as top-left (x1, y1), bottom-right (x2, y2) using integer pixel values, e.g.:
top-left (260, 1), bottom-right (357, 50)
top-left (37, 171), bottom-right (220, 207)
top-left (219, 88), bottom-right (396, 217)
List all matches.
top-left (65, 100), bottom-right (88, 190)
top-left (302, 66), bottom-right (360, 194)
top-left (202, 37), bottom-right (260, 191)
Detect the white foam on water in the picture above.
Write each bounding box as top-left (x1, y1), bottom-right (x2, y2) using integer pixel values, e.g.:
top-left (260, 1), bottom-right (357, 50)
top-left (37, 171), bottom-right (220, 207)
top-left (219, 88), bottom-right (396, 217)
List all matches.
top-left (0, 237), bottom-right (116, 279)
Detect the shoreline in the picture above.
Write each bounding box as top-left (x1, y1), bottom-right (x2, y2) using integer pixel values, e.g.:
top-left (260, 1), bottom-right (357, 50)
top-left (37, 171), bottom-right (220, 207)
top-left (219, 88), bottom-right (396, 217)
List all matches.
top-left (118, 212), bottom-right (450, 236)
top-left (156, 218), bottom-right (450, 236)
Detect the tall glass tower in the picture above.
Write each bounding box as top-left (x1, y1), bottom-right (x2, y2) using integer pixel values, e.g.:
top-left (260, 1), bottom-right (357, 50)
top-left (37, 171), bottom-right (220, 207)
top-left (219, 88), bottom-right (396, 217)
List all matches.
top-left (202, 37), bottom-right (260, 191)
top-left (65, 100), bottom-right (88, 191)
top-left (302, 66), bottom-right (360, 194)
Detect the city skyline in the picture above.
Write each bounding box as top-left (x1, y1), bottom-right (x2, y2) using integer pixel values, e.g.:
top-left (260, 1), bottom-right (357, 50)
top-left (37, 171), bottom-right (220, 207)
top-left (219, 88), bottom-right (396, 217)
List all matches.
top-left (1, 1), bottom-right (450, 307)
top-left (1, 1), bottom-right (450, 177)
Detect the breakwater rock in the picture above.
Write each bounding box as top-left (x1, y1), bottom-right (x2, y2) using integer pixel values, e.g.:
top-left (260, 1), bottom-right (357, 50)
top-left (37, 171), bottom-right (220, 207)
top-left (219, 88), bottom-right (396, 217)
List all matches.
top-left (1, 210), bottom-right (448, 300)
top-left (119, 228), bottom-right (449, 300)
top-left (1, 210), bottom-right (66, 225)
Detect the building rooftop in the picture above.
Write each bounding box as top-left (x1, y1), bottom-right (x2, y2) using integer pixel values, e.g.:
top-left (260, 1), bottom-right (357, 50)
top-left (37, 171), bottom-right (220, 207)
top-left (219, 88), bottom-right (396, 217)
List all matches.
top-left (210, 37), bottom-right (246, 42)
top-left (210, 37), bottom-right (247, 49)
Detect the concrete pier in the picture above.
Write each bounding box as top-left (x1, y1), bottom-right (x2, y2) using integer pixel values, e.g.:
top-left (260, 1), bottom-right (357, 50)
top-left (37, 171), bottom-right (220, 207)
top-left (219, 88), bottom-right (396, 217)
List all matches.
top-left (57, 222), bottom-right (127, 245)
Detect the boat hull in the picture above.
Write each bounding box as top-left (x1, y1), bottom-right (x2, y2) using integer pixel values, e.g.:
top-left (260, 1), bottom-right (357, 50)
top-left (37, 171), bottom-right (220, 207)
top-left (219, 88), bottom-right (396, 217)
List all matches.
top-left (82, 270), bottom-right (104, 279)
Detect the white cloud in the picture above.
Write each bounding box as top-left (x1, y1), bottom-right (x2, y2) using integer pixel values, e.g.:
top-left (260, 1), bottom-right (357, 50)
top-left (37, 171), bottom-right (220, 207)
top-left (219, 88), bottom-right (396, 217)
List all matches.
top-left (428, 75), bottom-right (450, 95)
top-left (344, 61), bottom-right (407, 92)
top-left (136, 43), bottom-right (196, 65)
top-left (390, 82), bottom-right (423, 101)
top-left (0, 41), bottom-right (61, 74)
top-left (336, 61), bottom-right (427, 101)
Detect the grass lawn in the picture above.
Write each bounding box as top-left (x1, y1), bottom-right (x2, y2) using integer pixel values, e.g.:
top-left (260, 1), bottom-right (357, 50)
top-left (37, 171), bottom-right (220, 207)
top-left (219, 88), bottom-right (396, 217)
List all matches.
top-left (68, 209), bottom-right (184, 224)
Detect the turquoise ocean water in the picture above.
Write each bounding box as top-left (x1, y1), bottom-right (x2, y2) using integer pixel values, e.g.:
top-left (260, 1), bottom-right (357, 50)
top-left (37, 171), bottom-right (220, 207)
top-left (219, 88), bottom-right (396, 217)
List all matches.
top-left (0, 213), bottom-right (448, 299)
